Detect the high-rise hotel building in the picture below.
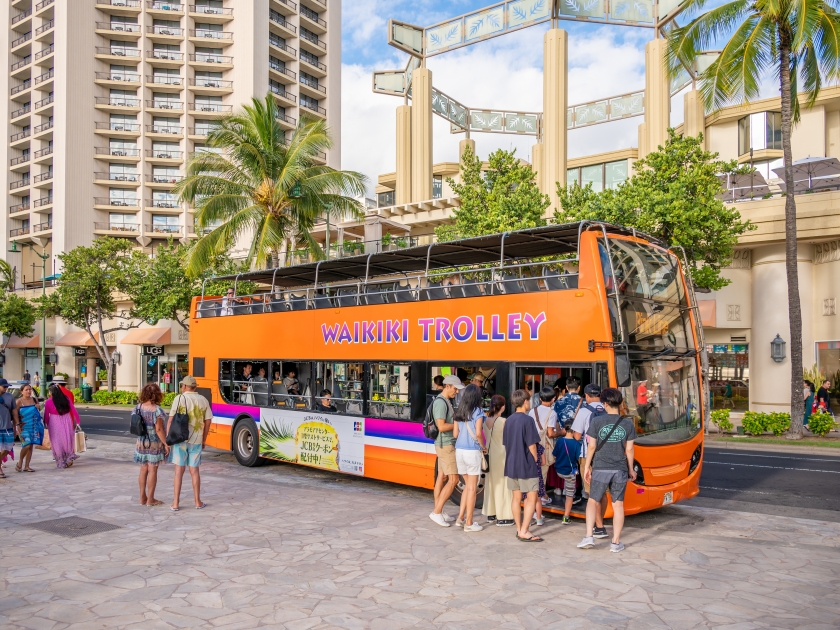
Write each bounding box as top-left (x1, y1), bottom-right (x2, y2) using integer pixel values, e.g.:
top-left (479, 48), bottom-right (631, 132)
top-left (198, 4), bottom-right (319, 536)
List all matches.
top-left (0, 0), bottom-right (340, 387)
top-left (2, 0), bottom-right (341, 283)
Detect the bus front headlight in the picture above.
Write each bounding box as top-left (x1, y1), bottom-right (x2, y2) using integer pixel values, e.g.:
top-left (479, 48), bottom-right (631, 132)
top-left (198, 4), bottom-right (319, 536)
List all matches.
top-left (689, 445), bottom-right (703, 474)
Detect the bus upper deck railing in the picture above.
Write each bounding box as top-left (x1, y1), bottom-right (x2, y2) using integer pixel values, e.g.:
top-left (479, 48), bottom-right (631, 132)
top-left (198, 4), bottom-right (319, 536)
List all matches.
top-left (197, 257), bottom-right (580, 317)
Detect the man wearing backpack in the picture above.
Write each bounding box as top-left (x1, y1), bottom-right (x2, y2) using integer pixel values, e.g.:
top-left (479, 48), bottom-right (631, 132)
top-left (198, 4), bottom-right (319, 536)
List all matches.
top-left (577, 387), bottom-right (637, 552)
top-left (429, 375), bottom-right (464, 527)
top-left (571, 383), bottom-right (607, 536)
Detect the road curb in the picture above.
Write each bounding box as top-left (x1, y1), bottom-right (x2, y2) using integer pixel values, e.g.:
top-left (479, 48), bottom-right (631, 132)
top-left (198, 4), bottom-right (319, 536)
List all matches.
top-left (705, 440), bottom-right (840, 457)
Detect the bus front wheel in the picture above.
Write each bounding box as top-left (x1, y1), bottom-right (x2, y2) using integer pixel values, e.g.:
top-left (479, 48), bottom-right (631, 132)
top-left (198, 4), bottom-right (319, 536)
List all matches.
top-left (232, 417), bottom-right (264, 467)
top-left (435, 459), bottom-right (485, 510)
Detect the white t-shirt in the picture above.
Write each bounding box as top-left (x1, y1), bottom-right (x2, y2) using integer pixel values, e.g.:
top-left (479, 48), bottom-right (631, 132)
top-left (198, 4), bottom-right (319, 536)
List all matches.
top-left (529, 405), bottom-right (558, 439)
top-left (571, 401), bottom-right (605, 458)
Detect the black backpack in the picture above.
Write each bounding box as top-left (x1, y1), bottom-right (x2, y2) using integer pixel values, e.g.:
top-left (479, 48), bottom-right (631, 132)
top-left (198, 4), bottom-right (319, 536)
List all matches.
top-left (583, 403), bottom-right (607, 419)
top-left (130, 404), bottom-right (151, 448)
top-left (423, 395), bottom-right (449, 440)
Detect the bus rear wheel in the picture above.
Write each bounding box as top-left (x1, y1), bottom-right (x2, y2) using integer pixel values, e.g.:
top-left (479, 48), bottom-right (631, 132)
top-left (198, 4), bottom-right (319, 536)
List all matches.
top-left (232, 417), bottom-right (264, 467)
top-left (435, 459), bottom-right (485, 510)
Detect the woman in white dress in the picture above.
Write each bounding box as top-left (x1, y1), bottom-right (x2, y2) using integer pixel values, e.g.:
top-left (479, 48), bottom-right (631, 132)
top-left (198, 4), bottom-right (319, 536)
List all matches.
top-left (481, 395), bottom-right (514, 526)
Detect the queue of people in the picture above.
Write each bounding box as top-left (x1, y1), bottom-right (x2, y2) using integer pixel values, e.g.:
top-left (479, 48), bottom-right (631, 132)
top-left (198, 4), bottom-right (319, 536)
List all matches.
top-left (428, 377), bottom-right (638, 551)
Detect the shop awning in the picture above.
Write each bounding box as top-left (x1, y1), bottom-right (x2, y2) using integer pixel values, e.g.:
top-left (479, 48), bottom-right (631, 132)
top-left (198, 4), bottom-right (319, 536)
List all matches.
top-left (54, 331), bottom-right (101, 347)
top-left (5, 334), bottom-right (40, 349)
top-left (119, 328), bottom-right (171, 345)
top-left (697, 300), bottom-right (716, 328)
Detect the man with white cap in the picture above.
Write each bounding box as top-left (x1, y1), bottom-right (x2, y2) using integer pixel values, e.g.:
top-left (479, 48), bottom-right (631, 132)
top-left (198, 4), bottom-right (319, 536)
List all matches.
top-left (429, 374), bottom-right (465, 527)
top-left (168, 375), bottom-right (213, 511)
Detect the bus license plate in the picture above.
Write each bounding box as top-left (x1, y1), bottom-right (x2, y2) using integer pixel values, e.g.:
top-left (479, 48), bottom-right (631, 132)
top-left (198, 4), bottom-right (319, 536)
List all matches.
top-left (662, 491), bottom-right (674, 505)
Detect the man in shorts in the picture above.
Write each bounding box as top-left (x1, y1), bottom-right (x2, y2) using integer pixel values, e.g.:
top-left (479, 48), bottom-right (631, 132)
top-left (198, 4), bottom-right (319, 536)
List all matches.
top-left (577, 387), bottom-right (637, 552)
top-left (572, 383), bottom-right (608, 532)
top-left (168, 375), bottom-right (213, 511)
top-left (503, 389), bottom-right (543, 542)
top-left (429, 375), bottom-right (464, 527)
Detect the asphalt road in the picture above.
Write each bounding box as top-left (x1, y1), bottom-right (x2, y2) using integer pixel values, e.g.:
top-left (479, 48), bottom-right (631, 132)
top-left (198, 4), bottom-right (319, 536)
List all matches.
top-left (77, 408), bottom-right (840, 520)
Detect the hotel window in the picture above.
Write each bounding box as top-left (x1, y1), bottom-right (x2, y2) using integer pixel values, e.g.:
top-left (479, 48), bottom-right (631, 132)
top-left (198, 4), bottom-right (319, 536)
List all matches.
top-left (432, 175), bottom-right (443, 199)
top-left (738, 111), bottom-right (783, 156)
top-left (581, 164), bottom-right (603, 192)
top-left (604, 160), bottom-right (629, 189)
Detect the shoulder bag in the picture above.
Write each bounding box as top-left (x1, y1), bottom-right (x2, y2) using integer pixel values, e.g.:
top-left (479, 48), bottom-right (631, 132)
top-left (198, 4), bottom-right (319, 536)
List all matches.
top-left (533, 406), bottom-right (556, 467)
top-left (130, 404), bottom-right (151, 448)
top-left (165, 394), bottom-right (190, 446)
top-left (465, 415), bottom-right (488, 471)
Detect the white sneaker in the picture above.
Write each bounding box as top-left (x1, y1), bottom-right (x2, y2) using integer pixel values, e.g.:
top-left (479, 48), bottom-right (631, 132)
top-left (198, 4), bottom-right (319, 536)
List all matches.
top-left (577, 536), bottom-right (595, 549)
top-left (442, 513), bottom-right (455, 523)
top-left (463, 523), bottom-right (483, 532)
top-left (429, 512), bottom-right (450, 527)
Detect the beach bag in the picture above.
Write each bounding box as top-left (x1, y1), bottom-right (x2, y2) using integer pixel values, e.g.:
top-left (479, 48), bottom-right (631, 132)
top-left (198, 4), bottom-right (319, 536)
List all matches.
top-left (165, 395), bottom-right (190, 446)
top-left (74, 425), bottom-right (86, 453)
top-left (36, 428), bottom-right (51, 450)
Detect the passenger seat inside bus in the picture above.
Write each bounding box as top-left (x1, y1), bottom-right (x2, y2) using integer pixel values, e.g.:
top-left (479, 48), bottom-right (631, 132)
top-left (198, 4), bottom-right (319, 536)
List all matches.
top-left (336, 288), bottom-right (357, 307)
top-left (422, 281), bottom-right (447, 300)
top-left (198, 300), bottom-right (219, 318)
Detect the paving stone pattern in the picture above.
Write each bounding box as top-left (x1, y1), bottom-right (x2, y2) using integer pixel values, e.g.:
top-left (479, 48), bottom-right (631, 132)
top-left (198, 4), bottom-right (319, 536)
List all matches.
top-left (1, 439), bottom-right (839, 629)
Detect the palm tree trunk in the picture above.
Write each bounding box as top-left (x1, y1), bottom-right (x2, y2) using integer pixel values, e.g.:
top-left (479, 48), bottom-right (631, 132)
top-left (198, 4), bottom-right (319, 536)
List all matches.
top-left (779, 28), bottom-right (804, 438)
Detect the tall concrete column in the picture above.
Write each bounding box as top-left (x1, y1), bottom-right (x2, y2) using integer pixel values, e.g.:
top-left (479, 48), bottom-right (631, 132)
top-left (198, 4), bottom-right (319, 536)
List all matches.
top-left (543, 29), bottom-right (568, 211)
top-left (410, 68), bottom-right (433, 202)
top-left (637, 122), bottom-right (648, 159)
top-left (750, 244), bottom-right (814, 413)
top-left (459, 137), bottom-right (475, 161)
top-left (645, 39), bottom-right (670, 154)
top-left (532, 143), bottom-right (544, 197)
top-left (395, 104), bottom-right (412, 205)
top-left (683, 90), bottom-right (706, 145)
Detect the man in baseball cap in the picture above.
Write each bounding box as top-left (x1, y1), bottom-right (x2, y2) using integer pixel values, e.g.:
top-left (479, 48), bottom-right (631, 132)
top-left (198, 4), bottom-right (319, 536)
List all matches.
top-left (429, 374), bottom-right (464, 527)
top-left (168, 375), bottom-right (213, 511)
top-left (571, 382), bottom-right (609, 538)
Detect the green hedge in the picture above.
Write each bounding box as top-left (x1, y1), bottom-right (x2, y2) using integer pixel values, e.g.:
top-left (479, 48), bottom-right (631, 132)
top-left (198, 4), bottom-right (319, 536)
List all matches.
top-left (91, 389), bottom-right (138, 405)
top-left (711, 409), bottom-right (733, 433)
top-left (808, 411), bottom-right (839, 437)
top-left (71, 388), bottom-right (82, 400)
top-left (741, 410), bottom-right (791, 436)
top-left (162, 392), bottom-right (177, 407)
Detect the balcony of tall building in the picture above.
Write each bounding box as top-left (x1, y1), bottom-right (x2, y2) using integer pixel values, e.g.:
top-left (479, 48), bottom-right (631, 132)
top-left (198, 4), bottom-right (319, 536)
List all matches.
top-left (188, 4), bottom-right (233, 23)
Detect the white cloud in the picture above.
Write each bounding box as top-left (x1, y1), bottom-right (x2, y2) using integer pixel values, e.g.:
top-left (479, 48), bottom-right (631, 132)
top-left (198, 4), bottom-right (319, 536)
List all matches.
top-left (341, 24), bottom-right (656, 193)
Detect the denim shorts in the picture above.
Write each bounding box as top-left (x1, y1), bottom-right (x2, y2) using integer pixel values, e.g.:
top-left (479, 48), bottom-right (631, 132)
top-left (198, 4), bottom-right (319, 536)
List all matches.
top-left (589, 469), bottom-right (629, 502)
top-left (169, 442), bottom-right (202, 467)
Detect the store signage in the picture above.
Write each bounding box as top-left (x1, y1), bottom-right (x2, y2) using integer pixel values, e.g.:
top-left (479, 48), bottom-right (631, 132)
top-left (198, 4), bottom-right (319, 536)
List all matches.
top-left (143, 345), bottom-right (165, 356)
top-left (73, 347), bottom-right (87, 357)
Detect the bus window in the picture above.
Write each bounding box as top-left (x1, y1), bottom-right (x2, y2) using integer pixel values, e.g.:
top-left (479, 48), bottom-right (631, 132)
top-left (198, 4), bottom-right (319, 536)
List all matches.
top-left (315, 361), bottom-right (364, 416)
top-left (369, 363), bottom-right (410, 420)
top-left (515, 366), bottom-right (593, 403)
top-left (270, 361), bottom-right (312, 410)
top-left (607, 238), bottom-right (685, 304)
top-left (220, 360), bottom-right (233, 402)
top-left (430, 365), bottom-right (496, 409)
top-left (225, 360), bottom-right (269, 406)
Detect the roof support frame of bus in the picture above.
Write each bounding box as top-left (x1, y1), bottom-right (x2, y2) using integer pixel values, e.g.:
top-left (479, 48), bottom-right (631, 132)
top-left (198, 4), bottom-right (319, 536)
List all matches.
top-left (232, 273), bottom-right (241, 297)
top-left (268, 268), bottom-right (279, 313)
top-left (313, 260), bottom-right (322, 297)
top-left (200, 278), bottom-right (207, 301)
top-left (364, 254), bottom-right (374, 284)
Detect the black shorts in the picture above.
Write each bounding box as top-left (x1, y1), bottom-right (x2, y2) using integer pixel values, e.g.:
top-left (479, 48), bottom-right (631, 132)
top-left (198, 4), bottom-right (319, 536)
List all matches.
top-left (589, 469), bottom-right (628, 502)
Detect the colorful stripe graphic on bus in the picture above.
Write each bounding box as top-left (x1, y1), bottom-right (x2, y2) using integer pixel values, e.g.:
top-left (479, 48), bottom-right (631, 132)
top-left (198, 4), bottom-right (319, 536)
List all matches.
top-left (365, 418), bottom-right (432, 444)
top-left (258, 409), bottom-right (365, 475)
top-left (211, 402), bottom-right (261, 423)
top-left (321, 311), bottom-right (547, 345)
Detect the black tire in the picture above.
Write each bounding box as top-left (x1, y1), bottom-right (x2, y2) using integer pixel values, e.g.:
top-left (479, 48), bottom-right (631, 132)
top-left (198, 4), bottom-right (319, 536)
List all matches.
top-left (232, 416), bottom-right (264, 467)
top-left (435, 458), bottom-right (486, 509)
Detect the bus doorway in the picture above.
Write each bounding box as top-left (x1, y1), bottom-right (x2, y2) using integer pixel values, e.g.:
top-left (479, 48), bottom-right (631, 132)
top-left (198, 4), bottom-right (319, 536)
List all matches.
top-left (514, 365), bottom-right (596, 398)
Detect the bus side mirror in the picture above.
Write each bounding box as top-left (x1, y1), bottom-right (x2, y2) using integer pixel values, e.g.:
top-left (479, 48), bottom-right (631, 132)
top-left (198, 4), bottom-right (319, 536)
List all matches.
top-left (616, 354), bottom-right (631, 388)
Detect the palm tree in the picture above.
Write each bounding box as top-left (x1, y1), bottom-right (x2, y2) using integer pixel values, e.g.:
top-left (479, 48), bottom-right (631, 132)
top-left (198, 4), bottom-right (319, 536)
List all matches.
top-left (0, 259), bottom-right (16, 292)
top-left (666, 0), bottom-right (840, 438)
top-left (175, 93), bottom-right (368, 273)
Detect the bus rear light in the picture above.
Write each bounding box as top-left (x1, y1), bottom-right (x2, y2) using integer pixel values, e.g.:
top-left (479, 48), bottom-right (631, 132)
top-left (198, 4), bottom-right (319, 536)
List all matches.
top-left (689, 445), bottom-right (703, 474)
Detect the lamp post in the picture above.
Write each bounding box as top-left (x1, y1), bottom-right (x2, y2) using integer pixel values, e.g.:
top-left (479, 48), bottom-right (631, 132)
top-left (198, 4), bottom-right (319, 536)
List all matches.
top-left (8, 241), bottom-right (49, 385)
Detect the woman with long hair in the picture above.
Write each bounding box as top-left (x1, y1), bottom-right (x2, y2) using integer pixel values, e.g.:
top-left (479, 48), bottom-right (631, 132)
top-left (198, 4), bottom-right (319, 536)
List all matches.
top-left (481, 394), bottom-right (514, 526)
top-left (44, 383), bottom-right (80, 469)
top-left (15, 383), bottom-right (43, 472)
top-left (452, 383), bottom-right (486, 532)
top-left (134, 383), bottom-right (169, 506)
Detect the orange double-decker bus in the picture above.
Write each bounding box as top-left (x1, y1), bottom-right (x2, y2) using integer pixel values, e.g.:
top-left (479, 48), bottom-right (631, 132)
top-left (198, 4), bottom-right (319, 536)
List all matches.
top-left (188, 222), bottom-right (704, 517)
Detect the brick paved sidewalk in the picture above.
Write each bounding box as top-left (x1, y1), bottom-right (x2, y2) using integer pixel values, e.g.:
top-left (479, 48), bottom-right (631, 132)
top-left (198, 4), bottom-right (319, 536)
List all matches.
top-left (1, 439), bottom-right (838, 629)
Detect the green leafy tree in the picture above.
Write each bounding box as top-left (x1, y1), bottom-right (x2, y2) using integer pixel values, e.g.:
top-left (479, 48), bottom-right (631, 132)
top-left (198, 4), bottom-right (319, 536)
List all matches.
top-left (40, 239), bottom-right (145, 391)
top-left (556, 130), bottom-right (754, 291)
top-left (175, 93), bottom-right (368, 273)
top-left (436, 147), bottom-right (549, 241)
top-left (130, 240), bottom-right (258, 331)
top-left (0, 259), bottom-right (16, 292)
top-left (666, 0), bottom-right (840, 437)
top-left (0, 293), bottom-right (37, 351)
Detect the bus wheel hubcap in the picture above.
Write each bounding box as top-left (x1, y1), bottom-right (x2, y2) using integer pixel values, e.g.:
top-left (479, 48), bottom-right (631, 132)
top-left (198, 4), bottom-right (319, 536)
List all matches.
top-left (238, 429), bottom-right (253, 456)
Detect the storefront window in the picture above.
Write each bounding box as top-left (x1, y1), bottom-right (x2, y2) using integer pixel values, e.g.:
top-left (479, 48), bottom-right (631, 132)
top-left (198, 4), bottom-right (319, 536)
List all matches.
top-left (706, 344), bottom-right (749, 410)
top-left (816, 342), bottom-right (840, 407)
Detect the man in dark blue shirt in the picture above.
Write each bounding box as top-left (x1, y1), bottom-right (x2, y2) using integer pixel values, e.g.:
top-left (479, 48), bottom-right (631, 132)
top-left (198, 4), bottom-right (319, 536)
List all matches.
top-left (503, 388), bottom-right (543, 542)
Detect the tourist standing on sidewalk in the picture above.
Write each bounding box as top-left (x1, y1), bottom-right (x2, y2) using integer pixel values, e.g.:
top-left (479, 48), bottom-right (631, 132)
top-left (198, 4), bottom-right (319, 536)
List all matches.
top-left (0, 379), bottom-right (19, 478)
top-left (817, 379), bottom-right (832, 414)
top-left (15, 384), bottom-right (43, 473)
top-left (529, 387), bottom-right (558, 524)
top-left (571, 383), bottom-right (609, 538)
top-left (135, 383), bottom-right (169, 506)
top-left (552, 420), bottom-right (582, 524)
top-left (33, 372), bottom-right (40, 390)
top-left (23, 369), bottom-right (30, 383)
top-left (44, 384), bottom-right (80, 469)
top-left (577, 387), bottom-right (637, 553)
top-left (429, 375), bottom-right (464, 527)
top-left (452, 384), bottom-right (487, 532)
top-left (804, 380), bottom-right (815, 427)
top-left (482, 395), bottom-right (514, 527)
top-left (168, 376), bottom-right (213, 510)
top-left (503, 389), bottom-right (542, 543)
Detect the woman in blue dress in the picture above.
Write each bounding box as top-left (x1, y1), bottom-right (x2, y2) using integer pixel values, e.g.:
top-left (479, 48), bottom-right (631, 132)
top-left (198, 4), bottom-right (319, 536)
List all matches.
top-left (15, 383), bottom-right (43, 472)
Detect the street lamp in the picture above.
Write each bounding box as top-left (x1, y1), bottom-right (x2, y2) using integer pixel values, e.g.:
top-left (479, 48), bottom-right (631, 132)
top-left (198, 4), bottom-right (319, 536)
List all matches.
top-left (8, 241), bottom-right (50, 384)
top-left (771, 334), bottom-right (786, 363)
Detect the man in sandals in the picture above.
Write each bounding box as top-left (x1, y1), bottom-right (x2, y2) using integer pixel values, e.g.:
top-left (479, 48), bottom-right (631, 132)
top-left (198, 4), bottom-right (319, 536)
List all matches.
top-left (577, 387), bottom-right (637, 552)
top-left (168, 376), bottom-right (213, 511)
top-left (503, 388), bottom-right (543, 542)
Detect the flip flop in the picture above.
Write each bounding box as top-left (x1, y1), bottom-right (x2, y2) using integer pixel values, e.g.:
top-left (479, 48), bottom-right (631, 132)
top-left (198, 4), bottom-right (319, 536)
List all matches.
top-left (146, 500), bottom-right (163, 507)
top-left (195, 502), bottom-right (207, 510)
top-left (517, 534), bottom-right (544, 542)
top-left (15, 464), bottom-right (21, 473)
top-left (0, 470), bottom-right (6, 479)
top-left (23, 468), bottom-right (34, 472)
top-left (170, 506), bottom-right (180, 512)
